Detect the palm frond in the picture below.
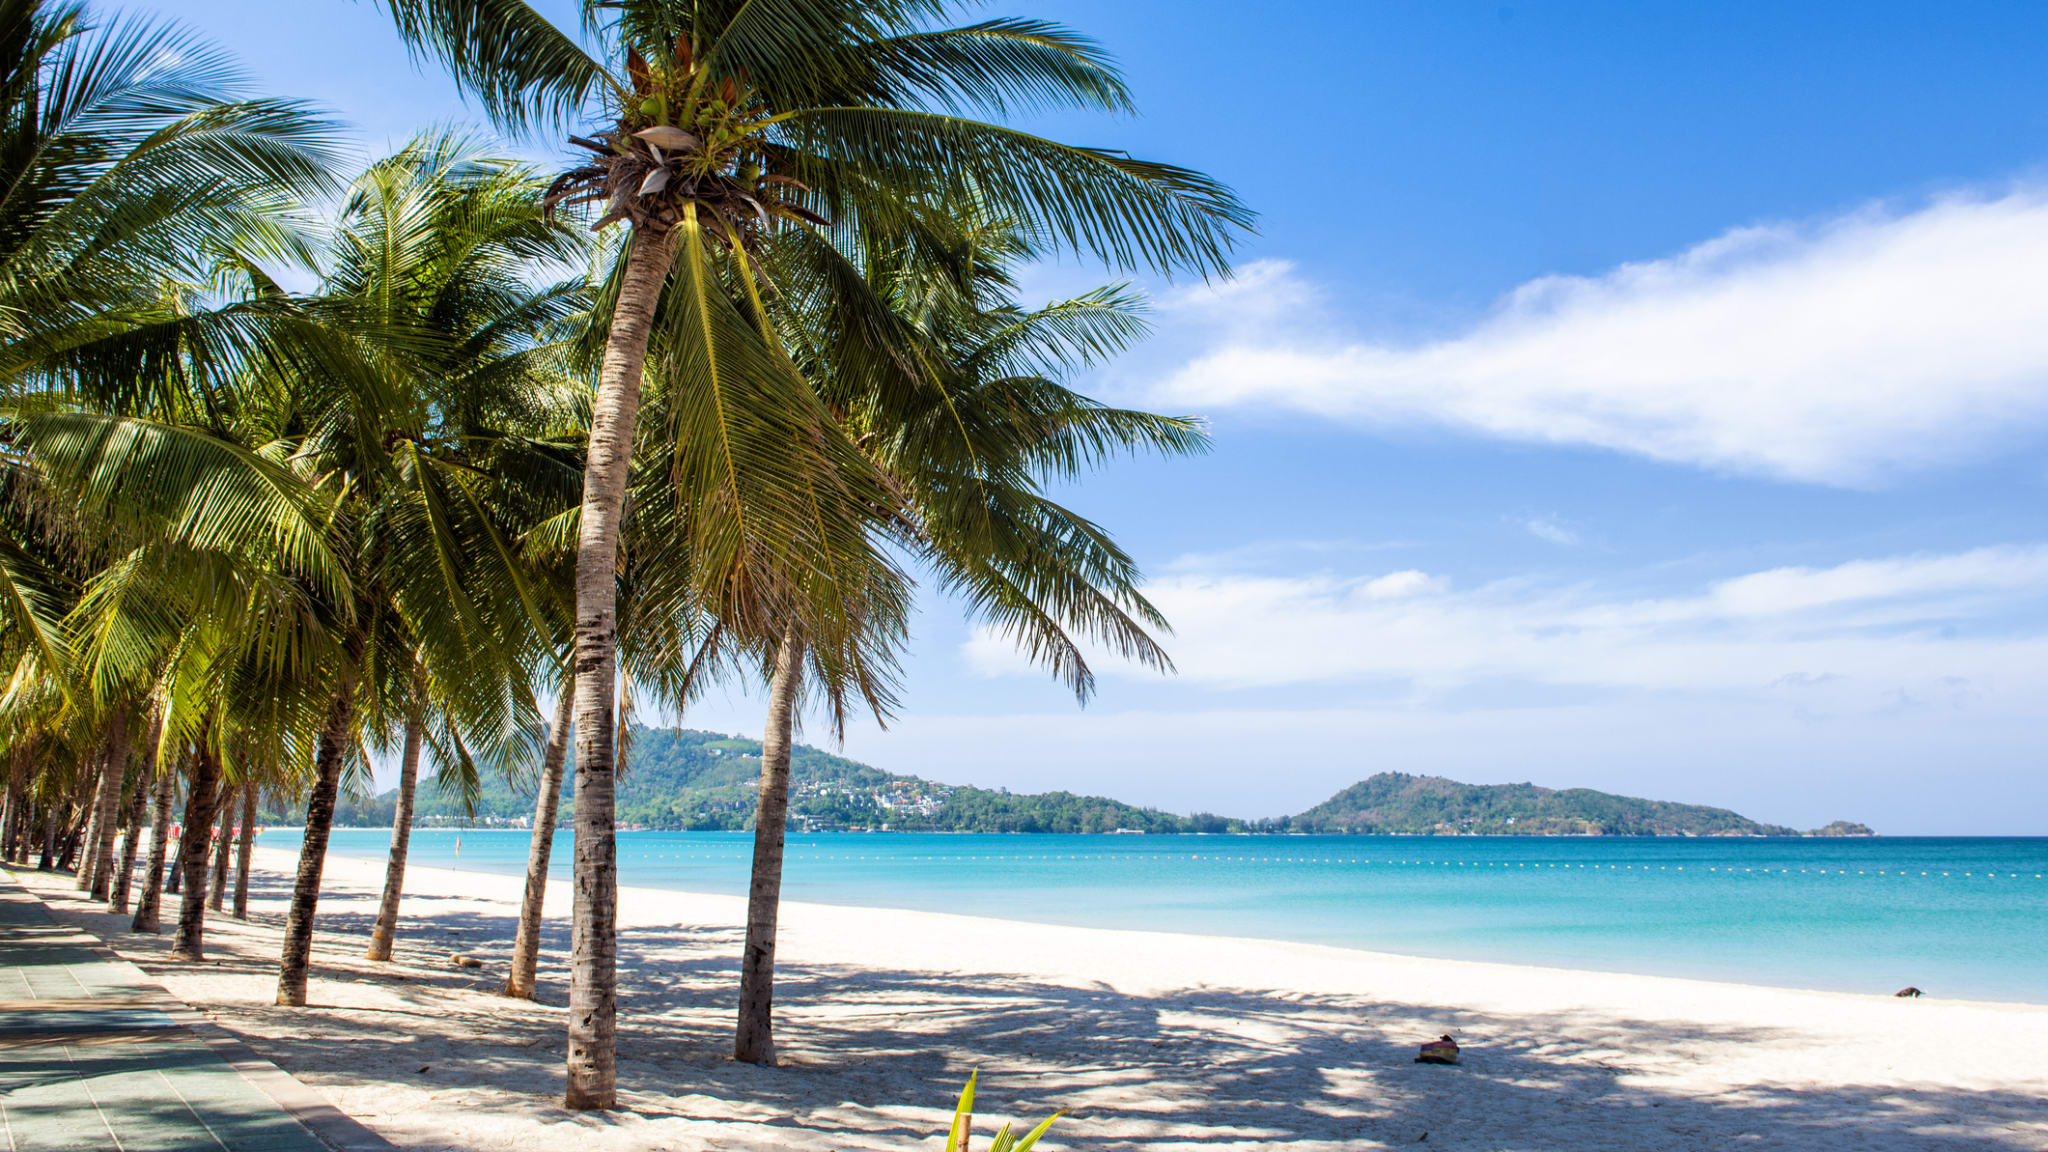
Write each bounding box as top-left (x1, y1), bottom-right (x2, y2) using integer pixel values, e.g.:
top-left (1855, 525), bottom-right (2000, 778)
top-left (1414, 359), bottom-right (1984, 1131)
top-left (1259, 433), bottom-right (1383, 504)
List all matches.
top-left (776, 107), bottom-right (1249, 276)
top-left (369, 0), bottom-right (619, 137)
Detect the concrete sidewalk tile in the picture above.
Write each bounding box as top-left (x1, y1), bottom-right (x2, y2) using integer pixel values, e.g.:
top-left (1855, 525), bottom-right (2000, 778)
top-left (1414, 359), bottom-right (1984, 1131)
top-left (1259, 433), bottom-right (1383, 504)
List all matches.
top-left (0, 870), bottom-right (386, 1152)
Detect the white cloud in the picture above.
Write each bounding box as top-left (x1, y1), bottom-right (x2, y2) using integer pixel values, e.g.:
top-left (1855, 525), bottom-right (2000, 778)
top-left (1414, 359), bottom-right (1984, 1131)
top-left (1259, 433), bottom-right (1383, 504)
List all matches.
top-left (1521, 514), bottom-right (1579, 546)
top-left (963, 544), bottom-right (2048, 708)
top-left (1156, 191), bottom-right (2048, 484)
top-left (1157, 257), bottom-right (1316, 322)
top-left (1360, 569), bottom-right (1443, 599)
top-left (1694, 547), bottom-right (2048, 618)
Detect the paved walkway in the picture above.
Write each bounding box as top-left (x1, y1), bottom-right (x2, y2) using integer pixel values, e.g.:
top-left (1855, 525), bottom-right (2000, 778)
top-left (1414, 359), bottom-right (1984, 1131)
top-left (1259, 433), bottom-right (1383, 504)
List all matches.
top-left (0, 871), bottom-right (372, 1152)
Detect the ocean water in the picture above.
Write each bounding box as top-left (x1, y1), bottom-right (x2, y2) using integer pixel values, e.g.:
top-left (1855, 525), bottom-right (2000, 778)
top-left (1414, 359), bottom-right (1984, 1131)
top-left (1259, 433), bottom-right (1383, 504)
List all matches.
top-left (276, 829), bottom-right (2048, 1004)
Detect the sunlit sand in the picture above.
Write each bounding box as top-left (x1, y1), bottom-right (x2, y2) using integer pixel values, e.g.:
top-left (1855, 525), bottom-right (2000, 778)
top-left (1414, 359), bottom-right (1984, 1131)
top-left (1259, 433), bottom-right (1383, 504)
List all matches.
top-left (18, 850), bottom-right (2045, 1150)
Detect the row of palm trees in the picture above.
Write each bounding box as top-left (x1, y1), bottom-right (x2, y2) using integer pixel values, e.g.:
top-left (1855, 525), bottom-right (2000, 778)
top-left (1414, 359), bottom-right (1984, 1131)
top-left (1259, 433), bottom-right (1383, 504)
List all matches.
top-left (0, 0), bottom-right (1246, 1111)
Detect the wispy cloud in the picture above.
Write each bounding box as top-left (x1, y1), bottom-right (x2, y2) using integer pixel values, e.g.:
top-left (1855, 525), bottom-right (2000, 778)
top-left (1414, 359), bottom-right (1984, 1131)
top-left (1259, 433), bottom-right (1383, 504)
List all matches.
top-left (1521, 514), bottom-right (1579, 546)
top-left (963, 544), bottom-right (2048, 710)
top-left (1154, 191), bottom-right (2048, 485)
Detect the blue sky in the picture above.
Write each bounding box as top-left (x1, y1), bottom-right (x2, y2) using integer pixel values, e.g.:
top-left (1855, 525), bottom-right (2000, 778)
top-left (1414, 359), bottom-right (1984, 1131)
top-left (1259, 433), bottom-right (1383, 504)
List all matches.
top-left (163, 0), bottom-right (2048, 833)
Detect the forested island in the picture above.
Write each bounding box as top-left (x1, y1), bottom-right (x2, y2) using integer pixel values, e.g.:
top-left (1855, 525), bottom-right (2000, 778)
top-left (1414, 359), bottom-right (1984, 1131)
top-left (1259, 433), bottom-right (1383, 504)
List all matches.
top-left (312, 726), bottom-right (1873, 837)
top-left (1285, 773), bottom-right (1873, 836)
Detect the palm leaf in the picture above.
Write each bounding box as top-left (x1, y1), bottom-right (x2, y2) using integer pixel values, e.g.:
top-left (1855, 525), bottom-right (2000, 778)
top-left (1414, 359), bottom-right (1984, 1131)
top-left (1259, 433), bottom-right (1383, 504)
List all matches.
top-left (368, 0), bottom-right (619, 136)
top-left (775, 107), bottom-right (1249, 275)
top-left (8, 409), bottom-right (348, 602)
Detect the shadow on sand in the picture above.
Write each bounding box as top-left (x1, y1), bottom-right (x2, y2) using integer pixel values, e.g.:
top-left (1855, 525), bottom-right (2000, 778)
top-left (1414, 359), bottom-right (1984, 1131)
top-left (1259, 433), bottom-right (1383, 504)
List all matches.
top-left (24, 869), bottom-right (2046, 1151)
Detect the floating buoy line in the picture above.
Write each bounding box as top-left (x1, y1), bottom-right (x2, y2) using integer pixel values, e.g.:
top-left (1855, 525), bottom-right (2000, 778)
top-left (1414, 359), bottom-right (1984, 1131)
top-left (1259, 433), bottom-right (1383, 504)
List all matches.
top-left (605, 850), bottom-right (2045, 880)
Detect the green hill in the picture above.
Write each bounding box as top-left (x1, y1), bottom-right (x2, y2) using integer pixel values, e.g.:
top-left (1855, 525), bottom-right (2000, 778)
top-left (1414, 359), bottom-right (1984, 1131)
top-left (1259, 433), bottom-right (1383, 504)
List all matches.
top-left (322, 726), bottom-right (1215, 834)
top-left (1279, 772), bottom-right (1821, 836)
top-left (315, 727), bottom-right (1871, 837)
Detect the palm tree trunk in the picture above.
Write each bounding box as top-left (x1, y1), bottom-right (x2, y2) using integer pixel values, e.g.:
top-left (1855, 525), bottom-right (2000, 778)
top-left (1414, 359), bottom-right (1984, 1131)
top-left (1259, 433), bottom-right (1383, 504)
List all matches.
top-left (85, 703), bottom-right (131, 900)
top-left (56, 807), bottom-right (81, 870)
top-left (169, 742), bottom-right (224, 961)
top-left (208, 786), bottom-right (235, 912)
top-left (503, 683), bottom-right (574, 999)
top-left (66, 804), bottom-right (87, 869)
top-left (735, 631), bottom-right (804, 1065)
top-left (276, 683), bottom-right (356, 1006)
top-left (132, 756), bottom-right (177, 933)
top-left (38, 803), bottom-right (64, 870)
top-left (12, 790), bottom-right (31, 865)
top-left (366, 708), bottom-right (424, 961)
top-left (107, 763), bottom-right (149, 915)
top-left (234, 785), bottom-right (256, 920)
top-left (75, 755), bottom-right (106, 890)
top-left (106, 705), bottom-right (158, 913)
top-left (564, 225), bottom-right (677, 1111)
top-left (3, 744), bottom-right (27, 862)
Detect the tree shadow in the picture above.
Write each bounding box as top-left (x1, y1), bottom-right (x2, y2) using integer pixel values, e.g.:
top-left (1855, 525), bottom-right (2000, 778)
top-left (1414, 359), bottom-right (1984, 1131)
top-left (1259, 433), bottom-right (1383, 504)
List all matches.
top-left (17, 869), bottom-right (2046, 1150)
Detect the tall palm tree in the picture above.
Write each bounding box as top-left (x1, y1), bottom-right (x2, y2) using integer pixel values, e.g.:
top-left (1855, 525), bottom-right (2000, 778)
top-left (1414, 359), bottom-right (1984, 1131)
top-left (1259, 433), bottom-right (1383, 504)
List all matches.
top-left (501, 680), bottom-right (573, 999)
top-left (333, 138), bottom-right (588, 964)
top-left (167, 723), bottom-right (223, 959)
top-left (129, 744), bottom-right (177, 930)
top-left (266, 134), bottom-right (584, 1005)
top-left (0, 0), bottom-right (340, 935)
top-left (366, 675), bottom-right (425, 960)
top-left (1, 383), bottom-right (350, 955)
top-left (1, 744), bottom-right (27, 859)
top-left (206, 777), bottom-right (237, 911)
top-left (373, 0), bottom-right (1247, 1107)
top-left (105, 699), bottom-right (163, 914)
top-left (83, 700), bottom-right (132, 899)
top-left (231, 776), bottom-right (256, 918)
top-left (728, 197), bottom-right (1208, 1062)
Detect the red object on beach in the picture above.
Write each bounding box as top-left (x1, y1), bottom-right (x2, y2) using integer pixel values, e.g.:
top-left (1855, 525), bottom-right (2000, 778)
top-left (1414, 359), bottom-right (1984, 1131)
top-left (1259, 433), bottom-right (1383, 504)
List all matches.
top-left (1415, 1035), bottom-right (1460, 1065)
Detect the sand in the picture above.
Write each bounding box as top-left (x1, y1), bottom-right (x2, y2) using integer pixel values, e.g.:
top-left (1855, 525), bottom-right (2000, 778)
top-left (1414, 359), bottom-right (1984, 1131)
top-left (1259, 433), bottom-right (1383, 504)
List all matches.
top-left (14, 844), bottom-right (2048, 1151)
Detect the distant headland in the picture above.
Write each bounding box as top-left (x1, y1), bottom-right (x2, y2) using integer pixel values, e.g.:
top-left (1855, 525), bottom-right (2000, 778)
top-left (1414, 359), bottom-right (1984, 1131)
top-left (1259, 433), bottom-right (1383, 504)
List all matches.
top-left (310, 727), bottom-right (1872, 837)
top-left (1281, 773), bottom-right (1873, 837)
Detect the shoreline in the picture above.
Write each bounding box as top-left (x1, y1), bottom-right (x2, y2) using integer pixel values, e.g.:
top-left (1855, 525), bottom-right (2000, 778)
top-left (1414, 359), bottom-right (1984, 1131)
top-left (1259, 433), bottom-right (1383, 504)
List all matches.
top-left (286, 828), bottom-right (2048, 1007)
top-left (15, 846), bottom-right (2047, 1150)
top-left (374, 846), bottom-right (2048, 1012)
top-left (292, 825), bottom-right (1983, 837)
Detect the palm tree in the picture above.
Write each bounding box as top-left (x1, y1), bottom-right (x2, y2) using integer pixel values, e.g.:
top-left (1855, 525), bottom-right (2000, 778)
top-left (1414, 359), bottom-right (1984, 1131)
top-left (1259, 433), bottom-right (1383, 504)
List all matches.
top-left (168, 728), bottom-right (224, 959)
top-left (77, 530), bottom-right (340, 957)
top-left (75, 711), bottom-right (124, 895)
top-left (4, 112), bottom-right (573, 988)
top-left (206, 778), bottom-right (237, 912)
top-left (0, 0), bottom-right (340, 939)
top-left (106, 701), bottom-right (163, 915)
top-left (372, 0), bottom-right (1246, 1107)
top-left (1, 744), bottom-right (27, 860)
top-left (501, 680), bottom-right (573, 999)
top-left (8, 276), bottom-right (356, 959)
top-left (129, 745), bottom-right (178, 932)
top-left (82, 728), bottom-right (122, 892)
top-left (0, 389), bottom-right (345, 953)
top-left (366, 679), bottom-right (425, 960)
top-left (268, 134), bottom-right (585, 1005)
top-left (727, 197), bottom-right (1208, 1062)
top-left (231, 777), bottom-right (256, 918)
top-left (0, 0), bottom-right (338, 412)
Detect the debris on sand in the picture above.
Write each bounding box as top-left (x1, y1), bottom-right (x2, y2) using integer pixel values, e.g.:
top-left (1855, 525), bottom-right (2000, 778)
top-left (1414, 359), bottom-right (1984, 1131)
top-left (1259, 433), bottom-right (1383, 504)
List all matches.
top-left (1415, 1034), bottom-right (1461, 1065)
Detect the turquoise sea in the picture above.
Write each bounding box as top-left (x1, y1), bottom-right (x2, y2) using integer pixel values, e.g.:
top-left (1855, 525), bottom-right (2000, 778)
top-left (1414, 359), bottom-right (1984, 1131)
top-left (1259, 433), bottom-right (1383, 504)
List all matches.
top-left (277, 829), bottom-right (2048, 1004)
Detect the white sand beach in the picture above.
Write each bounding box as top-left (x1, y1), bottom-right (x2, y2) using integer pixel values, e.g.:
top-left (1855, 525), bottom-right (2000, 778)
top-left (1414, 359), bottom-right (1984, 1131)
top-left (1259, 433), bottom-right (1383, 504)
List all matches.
top-left (18, 848), bottom-right (2048, 1151)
